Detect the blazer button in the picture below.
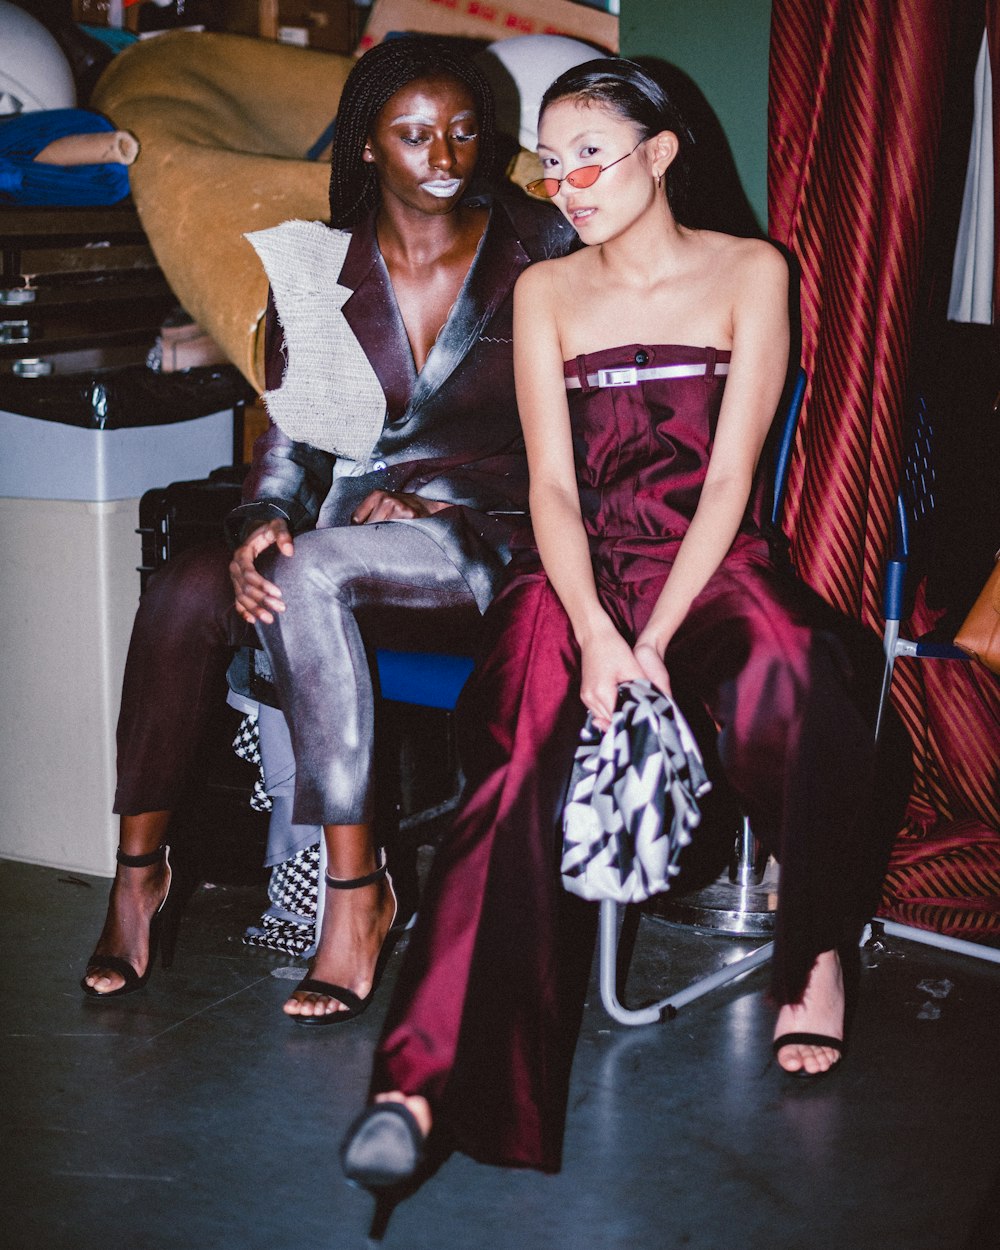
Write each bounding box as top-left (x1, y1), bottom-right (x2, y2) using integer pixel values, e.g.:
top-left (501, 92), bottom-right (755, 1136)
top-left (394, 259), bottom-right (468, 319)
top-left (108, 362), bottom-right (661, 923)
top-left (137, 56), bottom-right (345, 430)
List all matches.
top-left (372, 460), bottom-right (387, 471)
top-left (634, 349), bottom-right (649, 365)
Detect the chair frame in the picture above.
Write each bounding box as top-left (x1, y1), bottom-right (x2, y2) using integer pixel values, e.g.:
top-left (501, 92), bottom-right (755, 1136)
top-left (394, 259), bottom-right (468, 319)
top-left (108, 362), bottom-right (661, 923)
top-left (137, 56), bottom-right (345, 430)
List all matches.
top-left (869, 394), bottom-right (997, 967)
top-left (595, 368), bottom-right (806, 1024)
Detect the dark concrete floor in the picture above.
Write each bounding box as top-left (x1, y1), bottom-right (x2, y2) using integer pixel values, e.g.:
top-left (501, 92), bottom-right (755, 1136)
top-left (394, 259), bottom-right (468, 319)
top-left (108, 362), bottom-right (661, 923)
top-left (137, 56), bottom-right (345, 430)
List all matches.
top-left (3, 855), bottom-right (1000, 1250)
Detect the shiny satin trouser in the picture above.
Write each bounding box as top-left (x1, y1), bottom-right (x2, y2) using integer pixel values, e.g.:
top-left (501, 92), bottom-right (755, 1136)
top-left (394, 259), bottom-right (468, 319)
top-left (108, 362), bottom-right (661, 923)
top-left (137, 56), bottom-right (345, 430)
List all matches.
top-left (372, 549), bottom-right (908, 1172)
top-left (254, 523), bottom-right (479, 825)
top-left (114, 527), bottom-right (478, 820)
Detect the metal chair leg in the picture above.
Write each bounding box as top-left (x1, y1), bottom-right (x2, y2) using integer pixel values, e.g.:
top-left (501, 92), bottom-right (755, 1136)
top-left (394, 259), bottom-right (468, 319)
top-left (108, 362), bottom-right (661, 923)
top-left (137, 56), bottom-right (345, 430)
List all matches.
top-left (870, 919), bottom-right (1000, 965)
top-left (598, 899), bottom-right (775, 1026)
top-left (874, 624), bottom-right (899, 744)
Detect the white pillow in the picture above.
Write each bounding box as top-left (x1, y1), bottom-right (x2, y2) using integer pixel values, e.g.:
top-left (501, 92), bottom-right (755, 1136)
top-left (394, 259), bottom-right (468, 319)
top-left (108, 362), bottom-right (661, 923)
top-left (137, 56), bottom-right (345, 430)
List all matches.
top-left (477, 34), bottom-right (601, 152)
top-left (0, 1), bottom-right (75, 114)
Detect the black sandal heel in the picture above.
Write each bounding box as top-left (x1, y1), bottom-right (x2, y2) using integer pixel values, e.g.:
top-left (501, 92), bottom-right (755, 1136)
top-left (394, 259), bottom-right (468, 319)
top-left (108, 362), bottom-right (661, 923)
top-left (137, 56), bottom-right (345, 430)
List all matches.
top-left (290, 853), bottom-right (400, 1028)
top-left (81, 844), bottom-right (176, 999)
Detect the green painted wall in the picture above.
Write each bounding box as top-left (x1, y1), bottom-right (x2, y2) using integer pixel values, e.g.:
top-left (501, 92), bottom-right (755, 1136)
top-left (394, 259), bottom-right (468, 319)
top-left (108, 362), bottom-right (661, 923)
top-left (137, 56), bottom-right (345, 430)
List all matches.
top-left (621, 0), bottom-right (772, 228)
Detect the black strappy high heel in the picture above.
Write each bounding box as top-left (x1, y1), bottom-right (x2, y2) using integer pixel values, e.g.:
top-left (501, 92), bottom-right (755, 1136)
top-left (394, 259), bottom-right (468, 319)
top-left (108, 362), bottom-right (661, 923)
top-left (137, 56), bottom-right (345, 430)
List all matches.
top-left (81, 844), bottom-right (177, 999)
top-left (289, 854), bottom-right (400, 1028)
top-left (772, 940), bottom-right (861, 1079)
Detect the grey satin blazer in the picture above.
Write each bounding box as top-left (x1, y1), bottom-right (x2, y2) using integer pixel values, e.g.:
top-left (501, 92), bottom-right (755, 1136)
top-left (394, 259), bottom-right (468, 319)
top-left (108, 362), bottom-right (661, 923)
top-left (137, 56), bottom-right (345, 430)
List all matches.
top-left (228, 189), bottom-right (575, 611)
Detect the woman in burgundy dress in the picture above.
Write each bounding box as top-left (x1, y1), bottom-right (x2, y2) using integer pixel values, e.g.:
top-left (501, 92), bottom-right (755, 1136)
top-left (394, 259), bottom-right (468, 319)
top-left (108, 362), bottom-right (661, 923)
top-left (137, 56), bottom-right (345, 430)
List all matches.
top-left (341, 59), bottom-right (906, 1187)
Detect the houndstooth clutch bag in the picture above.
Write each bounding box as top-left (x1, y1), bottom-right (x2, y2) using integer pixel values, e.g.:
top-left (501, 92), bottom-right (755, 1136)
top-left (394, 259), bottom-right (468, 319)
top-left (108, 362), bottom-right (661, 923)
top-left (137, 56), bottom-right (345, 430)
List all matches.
top-left (561, 679), bottom-right (711, 904)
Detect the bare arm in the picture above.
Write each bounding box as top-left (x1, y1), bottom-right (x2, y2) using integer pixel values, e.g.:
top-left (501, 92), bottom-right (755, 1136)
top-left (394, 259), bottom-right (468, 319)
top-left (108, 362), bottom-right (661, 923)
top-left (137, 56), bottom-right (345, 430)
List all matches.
top-left (633, 245), bottom-right (790, 692)
top-left (514, 265), bottom-right (642, 728)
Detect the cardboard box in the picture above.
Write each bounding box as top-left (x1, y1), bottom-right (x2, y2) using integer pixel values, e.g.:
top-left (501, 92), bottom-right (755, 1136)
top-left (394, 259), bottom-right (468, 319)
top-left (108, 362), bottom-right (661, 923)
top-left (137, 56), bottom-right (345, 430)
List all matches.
top-left (357, 0), bottom-right (618, 54)
top-left (72, 0), bottom-right (120, 25)
top-left (261, 0), bottom-right (359, 51)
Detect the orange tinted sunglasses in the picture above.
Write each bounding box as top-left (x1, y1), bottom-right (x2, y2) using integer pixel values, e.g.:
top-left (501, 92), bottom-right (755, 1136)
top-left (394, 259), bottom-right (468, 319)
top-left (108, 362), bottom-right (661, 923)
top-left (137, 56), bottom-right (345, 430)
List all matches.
top-left (525, 139), bottom-right (645, 200)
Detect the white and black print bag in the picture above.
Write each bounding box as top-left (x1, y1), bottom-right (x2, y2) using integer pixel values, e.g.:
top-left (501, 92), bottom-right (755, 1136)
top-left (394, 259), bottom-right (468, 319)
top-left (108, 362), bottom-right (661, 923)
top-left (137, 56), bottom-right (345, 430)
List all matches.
top-left (561, 679), bottom-right (711, 904)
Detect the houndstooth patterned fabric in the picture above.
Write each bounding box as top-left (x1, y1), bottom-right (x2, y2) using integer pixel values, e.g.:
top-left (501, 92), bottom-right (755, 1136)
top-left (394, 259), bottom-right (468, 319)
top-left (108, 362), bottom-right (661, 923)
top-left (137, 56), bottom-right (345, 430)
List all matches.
top-left (242, 912), bottom-right (315, 956)
top-left (268, 842), bottom-right (321, 918)
top-left (243, 842), bottom-right (321, 955)
top-left (232, 713), bottom-right (273, 813)
top-left (561, 679), bottom-right (711, 904)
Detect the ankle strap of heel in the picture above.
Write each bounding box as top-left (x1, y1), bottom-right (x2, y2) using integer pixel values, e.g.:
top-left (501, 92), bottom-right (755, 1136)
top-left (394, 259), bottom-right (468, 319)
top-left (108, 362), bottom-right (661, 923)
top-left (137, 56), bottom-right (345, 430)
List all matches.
top-left (116, 844), bottom-right (168, 868)
top-left (325, 852), bottom-right (387, 891)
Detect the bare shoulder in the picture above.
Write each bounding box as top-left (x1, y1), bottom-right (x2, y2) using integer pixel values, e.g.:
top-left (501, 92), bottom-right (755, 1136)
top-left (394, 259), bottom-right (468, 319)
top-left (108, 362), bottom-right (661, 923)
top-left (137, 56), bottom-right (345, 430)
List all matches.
top-left (515, 255), bottom-right (553, 294)
top-left (517, 247), bottom-right (586, 290)
top-left (515, 250), bottom-right (592, 317)
top-left (700, 232), bottom-right (788, 289)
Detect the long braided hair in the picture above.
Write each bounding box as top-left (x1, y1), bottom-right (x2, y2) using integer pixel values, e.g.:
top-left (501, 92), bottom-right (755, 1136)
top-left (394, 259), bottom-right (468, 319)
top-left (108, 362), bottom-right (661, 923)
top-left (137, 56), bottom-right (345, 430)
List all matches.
top-left (329, 37), bottom-right (497, 229)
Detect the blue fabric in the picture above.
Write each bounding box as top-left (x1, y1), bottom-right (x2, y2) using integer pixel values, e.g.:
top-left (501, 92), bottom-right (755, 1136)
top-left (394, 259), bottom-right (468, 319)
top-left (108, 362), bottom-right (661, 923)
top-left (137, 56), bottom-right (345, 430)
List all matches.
top-left (306, 116), bottom-right (337, 161)
top-left (0, 109), bottom-right (131, 206)
top-left (79, 24), bottom-right (139, 54)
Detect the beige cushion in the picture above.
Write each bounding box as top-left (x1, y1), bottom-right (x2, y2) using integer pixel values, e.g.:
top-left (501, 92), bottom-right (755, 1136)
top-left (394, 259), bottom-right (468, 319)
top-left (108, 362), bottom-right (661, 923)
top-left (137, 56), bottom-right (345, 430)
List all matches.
top-left (93, 32), bottom-right (354, 390)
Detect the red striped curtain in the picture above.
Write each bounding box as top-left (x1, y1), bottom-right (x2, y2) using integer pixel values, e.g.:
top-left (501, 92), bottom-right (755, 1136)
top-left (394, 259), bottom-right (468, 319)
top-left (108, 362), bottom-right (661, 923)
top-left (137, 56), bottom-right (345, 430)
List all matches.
top-left (768, 0), bottom-right (1000, 936)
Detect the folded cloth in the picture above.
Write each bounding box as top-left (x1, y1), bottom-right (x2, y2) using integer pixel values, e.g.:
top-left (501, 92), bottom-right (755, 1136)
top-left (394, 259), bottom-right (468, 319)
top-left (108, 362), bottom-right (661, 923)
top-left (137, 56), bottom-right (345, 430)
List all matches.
top-left (561, 678), bottom-right (711, 904)
top-left (243, 842), bottom-right (320, 957)
top-left (0, 108), bottom-right (131, 206)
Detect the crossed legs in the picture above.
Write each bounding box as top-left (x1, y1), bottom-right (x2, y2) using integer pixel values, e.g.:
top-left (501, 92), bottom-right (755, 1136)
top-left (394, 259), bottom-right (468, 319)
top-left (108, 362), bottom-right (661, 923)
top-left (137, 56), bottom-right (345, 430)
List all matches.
top-left (85, 522), bottom-right (479, 1005)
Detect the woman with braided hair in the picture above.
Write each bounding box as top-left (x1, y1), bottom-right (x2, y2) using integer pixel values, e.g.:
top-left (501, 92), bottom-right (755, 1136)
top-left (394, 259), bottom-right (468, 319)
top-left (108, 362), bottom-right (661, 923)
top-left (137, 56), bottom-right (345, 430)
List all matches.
top-left (80, 37), bottom-right (574, 1016)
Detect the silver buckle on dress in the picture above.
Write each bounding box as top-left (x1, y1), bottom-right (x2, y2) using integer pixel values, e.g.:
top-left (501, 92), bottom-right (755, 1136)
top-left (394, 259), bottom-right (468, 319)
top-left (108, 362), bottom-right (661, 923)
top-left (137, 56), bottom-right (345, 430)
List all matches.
top-left (596, 366), bottom-right (639, 388)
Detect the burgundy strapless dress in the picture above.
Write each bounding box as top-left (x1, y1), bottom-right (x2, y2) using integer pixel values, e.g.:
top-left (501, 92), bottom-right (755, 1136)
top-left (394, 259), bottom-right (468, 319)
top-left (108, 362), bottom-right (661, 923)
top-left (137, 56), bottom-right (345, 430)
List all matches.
top-left (373, 345), bottom-right (905, 1172)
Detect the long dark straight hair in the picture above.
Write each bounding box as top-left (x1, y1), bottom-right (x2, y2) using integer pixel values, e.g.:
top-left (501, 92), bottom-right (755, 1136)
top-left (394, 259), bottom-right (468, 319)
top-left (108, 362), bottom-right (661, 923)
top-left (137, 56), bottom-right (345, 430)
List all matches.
top-left (538, 58), bottom-right (695, 223)
top-left (329, 36), bottom-right (497, 229)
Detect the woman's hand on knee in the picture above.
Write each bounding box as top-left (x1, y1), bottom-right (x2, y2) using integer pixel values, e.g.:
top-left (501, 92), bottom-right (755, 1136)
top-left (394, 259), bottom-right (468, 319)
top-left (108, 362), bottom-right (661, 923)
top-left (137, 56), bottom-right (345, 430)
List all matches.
top-left (579, 624), bottom-right (644, 732)
top-left (632, 637), bottom-right (673, 699)
top-left (229, 519), bottom-right (294, 625)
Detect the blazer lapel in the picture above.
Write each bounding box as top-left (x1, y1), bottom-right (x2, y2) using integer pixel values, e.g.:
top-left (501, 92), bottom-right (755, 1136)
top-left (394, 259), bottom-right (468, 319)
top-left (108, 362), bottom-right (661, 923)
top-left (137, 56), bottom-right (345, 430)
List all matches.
top-left (339, 213), bottom-right (415, 425)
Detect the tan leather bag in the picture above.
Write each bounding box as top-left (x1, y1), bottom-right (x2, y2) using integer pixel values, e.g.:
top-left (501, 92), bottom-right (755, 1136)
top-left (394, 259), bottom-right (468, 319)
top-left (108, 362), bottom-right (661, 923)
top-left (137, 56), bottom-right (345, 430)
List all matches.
top-left (954, 551), bottom-right (1000, 675)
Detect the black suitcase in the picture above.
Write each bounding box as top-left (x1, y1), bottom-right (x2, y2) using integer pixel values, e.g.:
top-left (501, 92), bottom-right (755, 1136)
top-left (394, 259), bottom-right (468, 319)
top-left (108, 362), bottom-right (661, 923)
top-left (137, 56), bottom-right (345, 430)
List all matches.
top-left (137, 464), bottom-right (246, 590)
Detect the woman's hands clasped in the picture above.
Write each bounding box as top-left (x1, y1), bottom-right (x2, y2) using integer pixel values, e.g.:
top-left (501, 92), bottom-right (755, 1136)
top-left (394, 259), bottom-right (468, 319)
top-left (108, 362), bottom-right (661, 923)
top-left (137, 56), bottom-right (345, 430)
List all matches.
top-left (351, 490), bottom-right (451, 524)
top-left (579, 621), bottom-right (673, 732)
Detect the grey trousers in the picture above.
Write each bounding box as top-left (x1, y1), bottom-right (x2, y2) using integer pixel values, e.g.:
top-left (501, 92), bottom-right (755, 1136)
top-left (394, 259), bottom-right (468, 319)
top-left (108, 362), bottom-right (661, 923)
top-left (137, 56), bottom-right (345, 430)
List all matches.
top-left (256, 520), bottom-right (479, 826)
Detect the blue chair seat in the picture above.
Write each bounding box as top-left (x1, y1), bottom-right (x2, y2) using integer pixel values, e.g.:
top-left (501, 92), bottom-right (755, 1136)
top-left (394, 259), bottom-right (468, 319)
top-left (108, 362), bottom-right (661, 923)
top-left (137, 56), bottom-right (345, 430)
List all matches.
top-left (375, 649), bottom-right (475, 710)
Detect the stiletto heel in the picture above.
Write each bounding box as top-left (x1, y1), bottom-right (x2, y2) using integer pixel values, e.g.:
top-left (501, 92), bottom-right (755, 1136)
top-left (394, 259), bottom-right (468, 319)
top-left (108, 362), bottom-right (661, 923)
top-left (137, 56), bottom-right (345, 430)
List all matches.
top-left (157, 879), bottom-right (182, 972)
top-left (290, 852), bottom-right (400, 1028)
top-left (81, 844), bottom-right (174, 999)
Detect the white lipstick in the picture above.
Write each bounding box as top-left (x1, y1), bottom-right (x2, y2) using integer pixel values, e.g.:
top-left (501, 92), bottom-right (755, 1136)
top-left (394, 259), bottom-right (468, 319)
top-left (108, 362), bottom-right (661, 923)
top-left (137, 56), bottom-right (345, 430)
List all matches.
top-left (421, 179), bottom-right (462, 198)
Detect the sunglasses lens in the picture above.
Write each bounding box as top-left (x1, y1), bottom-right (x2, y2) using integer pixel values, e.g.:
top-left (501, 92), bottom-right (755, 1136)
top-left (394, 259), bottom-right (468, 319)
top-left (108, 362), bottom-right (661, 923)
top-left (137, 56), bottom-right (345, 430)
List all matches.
top-left (526, 178), bottom-right (559, 199)
top-left (566, 165), bottom-right (602, 190)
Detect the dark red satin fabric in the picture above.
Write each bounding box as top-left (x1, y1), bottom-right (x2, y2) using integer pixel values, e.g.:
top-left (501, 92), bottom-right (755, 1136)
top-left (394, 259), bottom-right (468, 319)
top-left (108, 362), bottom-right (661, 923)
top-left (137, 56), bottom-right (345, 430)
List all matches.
top-left (373, 347), bottom-right (906, 1172)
